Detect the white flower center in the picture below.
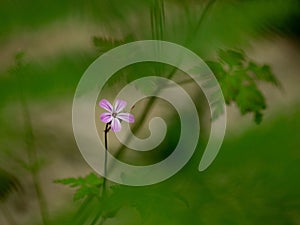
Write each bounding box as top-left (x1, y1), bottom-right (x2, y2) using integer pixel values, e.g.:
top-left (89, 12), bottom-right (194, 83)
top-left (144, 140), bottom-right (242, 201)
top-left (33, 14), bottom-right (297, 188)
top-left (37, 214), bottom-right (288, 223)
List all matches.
top-left (112, 112), bottom-right (117, 118)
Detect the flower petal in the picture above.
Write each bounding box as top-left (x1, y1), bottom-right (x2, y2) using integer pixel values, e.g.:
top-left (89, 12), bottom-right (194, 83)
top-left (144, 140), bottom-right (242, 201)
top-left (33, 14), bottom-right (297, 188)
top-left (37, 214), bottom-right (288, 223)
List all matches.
top-left (111, 118), bottom-right (122, 132)
top-left (117, 113), bottom-right (135, 123)
top-left (114, 99), bottom-right (127, 113)
top-left (100, 112), bottom-right (113, 123)
top-left (99, 99), bottom-right (113, 112)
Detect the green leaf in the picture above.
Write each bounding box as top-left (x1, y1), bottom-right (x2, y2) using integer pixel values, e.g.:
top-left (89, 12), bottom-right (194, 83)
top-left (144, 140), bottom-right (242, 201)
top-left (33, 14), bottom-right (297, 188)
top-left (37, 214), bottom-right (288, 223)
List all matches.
top-left (85, 173), bottom-right (103, 186)
top-left (235, 85), bottom-right (266, 123)
top-left (211, 48), bottom-right (279, 123)
top-left (206, 61), bottom-right (226, 80)
top-left (248, 62), bottom-right (279, 85)
top-left (220, 71), bottom-right (242, 104)
top-left (254, 111), bottom-right (263, 124)
top-left (54, 173), bottom-right (103, 201)
top-left (73, 187), bottom-right (91, 201)
top-left (54, 177), bottom-right (81, 187)
top-left (218, 49), bottom-right (245, 68)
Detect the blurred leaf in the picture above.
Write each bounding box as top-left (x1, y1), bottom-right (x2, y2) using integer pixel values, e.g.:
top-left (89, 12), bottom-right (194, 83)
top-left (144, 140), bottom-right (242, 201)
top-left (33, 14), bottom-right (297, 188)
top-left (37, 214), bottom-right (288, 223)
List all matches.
top-left (219, 49), bottom-right (245, 68)
top-left (248, 62), bottom-right (280, 86)
top-left (104, 185), bottom-right (189, 221)
top-left (55, 177), bottom-right (83, 187)
top-left (0, 168), bottom-right (22, 201)
top-left (235, 85), bottom-right (266, 115)
top-left (205, 61), bottom-right (226, 80)
top-left (73, 186), bottom-right (99, 202)
top-left (209, 49), bottom-right (278, 123)
top-left (92, 35), bottom-right (134, 54)
top-left (55, 173), bottom-right (103, 201)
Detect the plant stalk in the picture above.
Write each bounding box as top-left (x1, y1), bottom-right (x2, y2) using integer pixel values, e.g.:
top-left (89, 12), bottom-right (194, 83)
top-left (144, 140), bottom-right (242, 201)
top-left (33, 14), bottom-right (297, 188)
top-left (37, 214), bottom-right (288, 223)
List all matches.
top-left (13, 56), bottom-right (49, 225)
top-left (101, 123), bottom-right (110, 197)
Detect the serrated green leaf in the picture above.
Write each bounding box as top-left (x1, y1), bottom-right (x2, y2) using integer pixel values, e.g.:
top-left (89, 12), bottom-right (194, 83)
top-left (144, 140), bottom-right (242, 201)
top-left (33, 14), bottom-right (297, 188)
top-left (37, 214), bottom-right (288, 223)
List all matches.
top-left (254, 111), bottom-right (263, 124)
top-left (206, 61), bottom-right (226, 79)
top-left (73, 187), bottom-right (90, 201)
top-left (248, 62), bottom-right (279, 86)
top-left (73, 185), bottom-right (100, 201)
top-left (258, 65), bottom-right (279, 86)
top-left (85, 173), bottom-right (103, 186)
top-left (55, 173), bottom-right (103, 201)
top-left (220, 72), bottom-right (242, 103)
top-left (247, 61), bottom-right (261, 74)
top-left (210, 48), bottom-right (279, 123)
top-left (54, 177), bottom-right (80, 186)
top-left (219, 49), bottom-right (245, 68)
top-left (235, 85), bottom-right (266, 116)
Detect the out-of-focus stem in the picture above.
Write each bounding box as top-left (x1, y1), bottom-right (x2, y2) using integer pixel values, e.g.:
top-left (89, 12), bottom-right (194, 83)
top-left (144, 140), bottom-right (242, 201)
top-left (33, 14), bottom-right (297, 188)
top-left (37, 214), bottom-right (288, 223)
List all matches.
top-left (14, 57), bottom-right (49, 225)
top-left (108, 0), bottom-right (217, 173)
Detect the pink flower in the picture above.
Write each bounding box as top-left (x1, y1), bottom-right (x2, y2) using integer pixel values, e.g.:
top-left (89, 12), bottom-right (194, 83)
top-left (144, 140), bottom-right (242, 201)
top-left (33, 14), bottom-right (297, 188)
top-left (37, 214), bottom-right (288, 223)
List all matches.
top-left (99, 99), bottom-right (134, 132)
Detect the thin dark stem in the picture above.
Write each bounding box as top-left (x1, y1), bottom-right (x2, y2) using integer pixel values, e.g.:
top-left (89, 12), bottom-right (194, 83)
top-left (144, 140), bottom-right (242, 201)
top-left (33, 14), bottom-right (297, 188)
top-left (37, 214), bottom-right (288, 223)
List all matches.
top-left (101, 123), bottom-right (110, 197)
top-left (90, 124), bottom-right (110, 225)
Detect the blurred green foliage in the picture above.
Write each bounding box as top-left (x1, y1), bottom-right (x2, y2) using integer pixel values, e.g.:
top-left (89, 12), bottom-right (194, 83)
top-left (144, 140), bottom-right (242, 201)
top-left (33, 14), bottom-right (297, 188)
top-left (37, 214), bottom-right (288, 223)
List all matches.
top-left (0, 168), bottom-right (21, 201)
top-left (207, 49), bottom-right (279, 123)
top-left (0, 52), bottom-right (95, 107)
top-left (52, 109), bottom-right (300, 225)
top-left (55, 173), bottom-right (103, 201)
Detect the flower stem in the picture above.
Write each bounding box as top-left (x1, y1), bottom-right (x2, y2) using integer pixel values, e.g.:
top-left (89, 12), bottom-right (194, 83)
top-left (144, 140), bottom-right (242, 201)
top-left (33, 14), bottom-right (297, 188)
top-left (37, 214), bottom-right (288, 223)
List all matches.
top-left (101, 123), bottom-right (110, 197)
top-left (90, 124), bottom-right (110, 225)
